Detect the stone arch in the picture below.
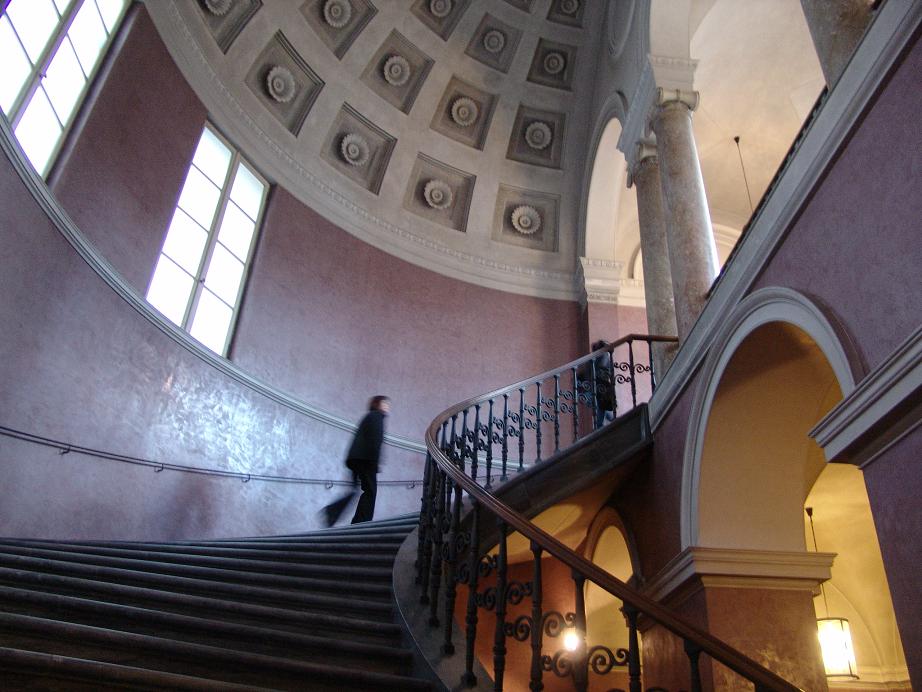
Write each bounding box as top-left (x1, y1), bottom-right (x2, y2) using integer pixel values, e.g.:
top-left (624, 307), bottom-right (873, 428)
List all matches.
top-left (579, 105), bottom-right (628, 260)
top-left (681, 287), bottom-right (861, 550)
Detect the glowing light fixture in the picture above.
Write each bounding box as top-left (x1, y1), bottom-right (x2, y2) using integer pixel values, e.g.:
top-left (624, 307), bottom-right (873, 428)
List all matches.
top-left (806, 507), bottom-right (859, 680)
top-left (817, 618), bottom-right (858, 679)
top-left (563, 628), bottom-right (580, 652)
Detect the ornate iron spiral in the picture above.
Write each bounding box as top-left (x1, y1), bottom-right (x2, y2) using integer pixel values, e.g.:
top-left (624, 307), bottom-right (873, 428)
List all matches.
top-left (541, 650), bottom-right (575, 678)
top-left (504, 614), bottom-right (532, 641)
top-left (505, 580), bottom-right (533, 605)
top-left (542, 610), bottom-right (575, 637)
top-left (587, 645), bottom-right (629, 674)
top-left (476, 586), bottom-right (497, 611)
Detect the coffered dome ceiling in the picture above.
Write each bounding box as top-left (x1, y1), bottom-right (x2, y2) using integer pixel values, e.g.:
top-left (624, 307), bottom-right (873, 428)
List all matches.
top-left (147, 0), bottom-right (610, 299)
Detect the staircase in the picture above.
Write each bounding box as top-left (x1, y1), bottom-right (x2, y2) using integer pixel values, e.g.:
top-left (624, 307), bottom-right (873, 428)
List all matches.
top-left (0, 514), bottom-right (433, 690)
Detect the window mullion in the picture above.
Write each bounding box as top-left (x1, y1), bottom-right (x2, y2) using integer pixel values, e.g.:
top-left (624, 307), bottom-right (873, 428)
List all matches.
top-left (183, 158), bottom-right (235, 331)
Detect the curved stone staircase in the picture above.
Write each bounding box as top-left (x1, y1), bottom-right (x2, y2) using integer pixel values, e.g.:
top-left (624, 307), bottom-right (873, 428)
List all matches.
top-left (0, 514), bottom-right (433, 690)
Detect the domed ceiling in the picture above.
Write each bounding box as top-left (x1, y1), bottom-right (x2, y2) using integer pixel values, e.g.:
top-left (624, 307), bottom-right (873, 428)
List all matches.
top-left (147, 0), bottom-right (611, 299)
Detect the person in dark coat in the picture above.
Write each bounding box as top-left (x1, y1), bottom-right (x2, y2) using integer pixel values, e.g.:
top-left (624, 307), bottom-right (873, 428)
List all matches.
top-left (322, 395), bottom-right (390, 526)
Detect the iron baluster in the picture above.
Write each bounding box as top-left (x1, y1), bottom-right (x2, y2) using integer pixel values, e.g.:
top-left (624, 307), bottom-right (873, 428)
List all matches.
top-left (442, 480), bottom-right (463, 654)
top-left (494, 519), bottom-right (509, 691)
top-left (535, 381), bottom-right (543, 463)
top-left (572, 572), bottom-right (588, 692)
top-left (461, 501), bottom-right (480, 688)
top-left (450, 414), bottom-right (461, 473)
top-left (590, 357), bottom-right (599, 431)
top-left (607, 347), bottom-right (617, 420)
top-left (419, 453), bottom-right (439, 604)
top-left (484, 399), bottom-right (494, 490)
top-left (571, 367), bottom-right (579, 442)
top-left (685, 638), bottom-right (702, 692)
top-left (647, 338), bottom-right (656, 392)
top-left (529, 541), bottom-right (544, 691)
top-left (501, 393), bottom-right (509, 482)
top-left (553, 375), bottom-right (560, 454)
top-left (628, 341), bottom-right (638, 408)
top-left (460, 409), bottom-right (470, 478)
top-left (428, 470), bottom-right (445, 626)
top-left (471, 405), bottom-right (480, 483)
top-left (416, 453), bottom-right (433, 586)
top-left (625, 602), bottom-right (641, 692)
top-left (517, 388), bottom-right (525, 473)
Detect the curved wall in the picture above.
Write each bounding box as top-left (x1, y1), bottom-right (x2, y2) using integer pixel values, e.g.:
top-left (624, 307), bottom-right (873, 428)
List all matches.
top-left (0, 6), bottom-right (590, 540)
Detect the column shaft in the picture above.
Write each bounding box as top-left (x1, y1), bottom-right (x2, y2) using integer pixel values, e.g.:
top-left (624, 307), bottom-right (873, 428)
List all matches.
top-left (632, 152), bottom-right (678, 374)
top-left (800, 0), bottom-right (874, 86)
top-left (651, 97), bottom-right (718, 340)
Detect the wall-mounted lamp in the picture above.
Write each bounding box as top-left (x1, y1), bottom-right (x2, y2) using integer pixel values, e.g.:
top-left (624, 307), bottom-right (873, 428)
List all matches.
top-left (806, 507), bottom-right (859, 679)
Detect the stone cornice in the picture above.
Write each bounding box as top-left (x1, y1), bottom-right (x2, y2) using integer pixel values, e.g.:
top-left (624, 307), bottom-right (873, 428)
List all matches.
top-left (643, 546), bottom-right (835, 603)
top-left (810, 324), bottom-right (922, 468)
top-left (648, 0), bottom-right (922, 431)
top-left (577, 257), bottom-right (646, 308)
top-left (0, 118), bottom-right (426, 457)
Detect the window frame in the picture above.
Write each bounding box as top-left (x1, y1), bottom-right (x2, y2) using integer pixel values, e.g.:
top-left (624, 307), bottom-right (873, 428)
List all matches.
top-left (1, 0), bottom-right (129, 175)
top-left (149, 122), bottom-right (270, 358)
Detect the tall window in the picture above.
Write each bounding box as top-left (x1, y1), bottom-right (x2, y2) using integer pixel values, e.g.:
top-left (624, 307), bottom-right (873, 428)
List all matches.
top-left (147, 125), bottom-right (268, 356)
top-left (0, 0), bottom-right (128, 175)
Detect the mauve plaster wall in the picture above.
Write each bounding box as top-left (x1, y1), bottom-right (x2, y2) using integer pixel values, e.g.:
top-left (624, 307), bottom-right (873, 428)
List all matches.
top-left (231, 186), bottom-right (584, 439)
top-left (49, 7), bottom-right (207, 295)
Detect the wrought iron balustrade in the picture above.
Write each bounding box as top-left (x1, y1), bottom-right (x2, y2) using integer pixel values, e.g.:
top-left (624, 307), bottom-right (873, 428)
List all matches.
top-left (414, 334), bottom-right (802, 692)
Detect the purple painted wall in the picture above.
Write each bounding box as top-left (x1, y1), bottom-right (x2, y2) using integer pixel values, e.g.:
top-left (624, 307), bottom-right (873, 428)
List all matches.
top-left (49, 7), bottom-right (207, 295)
top-left (231, 187), bottom-right (584, 440)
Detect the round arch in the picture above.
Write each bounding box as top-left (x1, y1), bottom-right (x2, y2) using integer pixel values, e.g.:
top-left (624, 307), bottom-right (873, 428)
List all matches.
top-left (680, 287), bottom-right (862, 549)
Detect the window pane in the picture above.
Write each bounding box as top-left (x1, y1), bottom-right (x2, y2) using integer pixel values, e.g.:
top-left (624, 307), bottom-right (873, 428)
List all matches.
top-left (6, 0), bottom-right (59, 64)
top-left (0, 17), bottom-right (32, 113)
top-left (14, 87), bottom-right (62, 174)
top-left (94, 0), bottom-right (126, 33)
top-left (229, 162), bottom-right (264, 220)
top-left (177, 166), bottom-right (221, 230)
top-left (67, 0), bottom-right (107, 75)
top-left (161, 208), bottom-right (208, 274)
top-left (189, 289), bottom-right (233, 354)
top-left (192, 128), bottom-right (232, 187)
top-left (217, 202), bottom-right (256, 260)
top-left (147, 254), bottom-right (194, 325)
top-left (203, 244), bottom-right (244, 305)
top-left (43, 37), bottom-right (85, 123)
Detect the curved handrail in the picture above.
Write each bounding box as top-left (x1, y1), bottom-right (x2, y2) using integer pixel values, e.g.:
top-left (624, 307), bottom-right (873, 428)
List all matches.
top-left (417, 335), bottom-right (802, 691)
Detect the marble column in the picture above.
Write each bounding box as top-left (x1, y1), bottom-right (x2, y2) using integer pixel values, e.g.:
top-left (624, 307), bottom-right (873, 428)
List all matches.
top-left (800, 0), bottom-right (874, 87)
top-left (630, 140), bottom-right (678, 375)
top-left (650, 89), bottom-right (719, 341)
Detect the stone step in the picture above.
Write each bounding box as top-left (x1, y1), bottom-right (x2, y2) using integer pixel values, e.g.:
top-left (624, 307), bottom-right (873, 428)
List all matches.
top-left (0, 613), bottom-right (431, 691)
top-left (0, 555), bottom-right (396, 618)
top-left (0, 586), bottom-right (413, 674)
top-left (0, 565), bottom-right (403, 644)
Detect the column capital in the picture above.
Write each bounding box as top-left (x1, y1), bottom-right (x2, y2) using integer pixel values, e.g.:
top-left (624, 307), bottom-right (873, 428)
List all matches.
top-left (654, 87), bottom-right (700, 112)
top-left (627, 138), bottom-right (659, 187)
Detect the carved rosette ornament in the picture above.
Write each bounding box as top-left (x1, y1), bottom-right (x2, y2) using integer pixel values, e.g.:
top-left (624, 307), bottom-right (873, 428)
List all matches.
top-left (511, 205), bottom-right (541, 235)
top-left (482, 29), bottom-right (506, 54)
top-left (340, 133), bottom-right (370, 167)
top-left (423, 179), bottom-right (453, 209)
top-left (266, 66), bottom-right (297, 103)
top-left (450, 97), bottom-right (479, 127)
top-left (543, 51), bottom-right (566, 75)
top-left (382, 54), bottom-right (411, 87)
top-left (204, 0), bottom-right (233, 16)
top-left (323, 0), bottom-right (352, 28)
top-left (429, 0), bottom-right (452, 18)
top-left (559, 0), bottom-right (579, 15)
top-left (524, 121), bottom-right (552, 150)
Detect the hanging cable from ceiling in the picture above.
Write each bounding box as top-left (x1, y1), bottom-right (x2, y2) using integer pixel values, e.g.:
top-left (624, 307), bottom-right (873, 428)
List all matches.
top-left (734, 135), bottom-right (754, 212)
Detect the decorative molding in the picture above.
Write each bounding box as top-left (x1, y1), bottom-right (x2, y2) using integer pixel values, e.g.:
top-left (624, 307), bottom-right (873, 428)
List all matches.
top-left (0, 119), bottom-right (425, 456)
top-left (360, 30), bottom-right (433, 115)
top-left (510, 205), bottom-right (541, 234)
top-left (411, 0), bottom-right (471, 40)
top-left (507, 104), bottom-right (566, 168)
top-left (198, 0), bottom-right (261, 54)
top-left (403, 153), bottom-right (475, 232)
top-left (465, 13), bottom-right (522, 74)
top-left (527, 38), bottom-right (577, 91)
top-left (647, 53), bottom-right (698, 92)
top-left (493, 185), bottom-right (559, 253)
top-left (431, 77), bottom-right (496, 150)
top-left (617, 58), bottom-right (656, 167)
top-left (149, 2), bottom-right (582, 300)
top-left (648, 0), bottom-right (922, 433)
top-left (299, 0), bottom-right (377, 60)
top-left (810, 325), bottom-right (922, 469)
top-left (576, 257), bottom-right (646, 308)
top-left (321, 103), bottom-right (396, 193)
top-left (643, 546), bottom-right (835, 604)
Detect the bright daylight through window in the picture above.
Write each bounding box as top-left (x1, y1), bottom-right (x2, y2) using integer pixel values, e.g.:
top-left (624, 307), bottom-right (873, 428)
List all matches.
top-left (147, 125), bottom-right (268, 356)
top-left (1, 0), bottom-right (128, 175)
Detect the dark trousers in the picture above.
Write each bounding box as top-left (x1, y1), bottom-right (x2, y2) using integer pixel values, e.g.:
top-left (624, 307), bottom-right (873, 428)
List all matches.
top-left (350, 459), bottom-right (377, 524)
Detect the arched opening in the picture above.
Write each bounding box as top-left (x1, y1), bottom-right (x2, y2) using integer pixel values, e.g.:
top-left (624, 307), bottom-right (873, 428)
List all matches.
top-left (695, 320), bottom-right (908, 687)
top-left (584, 118), bottom-right (629, 264)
